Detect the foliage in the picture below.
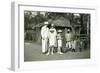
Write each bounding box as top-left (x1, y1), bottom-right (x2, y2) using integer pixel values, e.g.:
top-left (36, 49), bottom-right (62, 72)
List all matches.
top-left (24, 11), bottom-right (90, 44)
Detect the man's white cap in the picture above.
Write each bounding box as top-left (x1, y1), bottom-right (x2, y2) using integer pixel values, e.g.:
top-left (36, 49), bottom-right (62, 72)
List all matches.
top-left (67, 29), bottom-right (70, 31)
top-left (51, 24), bottom-right (54, 26)
top-left (44, 21), bottom-right (49, 25)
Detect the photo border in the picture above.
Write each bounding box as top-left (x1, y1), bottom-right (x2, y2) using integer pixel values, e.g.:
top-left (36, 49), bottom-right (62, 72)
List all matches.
top-left (11, 2), bottom-right (97, 71)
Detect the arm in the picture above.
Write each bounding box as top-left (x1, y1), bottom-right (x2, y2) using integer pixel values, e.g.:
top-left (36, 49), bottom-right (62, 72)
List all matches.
top-left (41, 27), bottom-right (45, 40)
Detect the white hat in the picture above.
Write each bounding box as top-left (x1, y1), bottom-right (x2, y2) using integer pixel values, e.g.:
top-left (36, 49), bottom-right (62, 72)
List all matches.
top-left (51, 24), bottom-right (54, 26)
top-left (44, 21), bottom-right (49, 25)
top-left (67, 29), bottom-right (70, 31)
top-left (58, 30), bottom-right (62, 32)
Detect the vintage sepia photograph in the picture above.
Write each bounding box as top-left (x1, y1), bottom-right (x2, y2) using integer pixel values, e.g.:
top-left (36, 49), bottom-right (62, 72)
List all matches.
top-left (24, 11), bottom-right (90, 62)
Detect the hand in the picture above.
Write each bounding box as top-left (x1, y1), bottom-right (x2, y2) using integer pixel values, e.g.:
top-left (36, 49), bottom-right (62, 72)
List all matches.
top-left (42, 37), bottom-right (45, 40)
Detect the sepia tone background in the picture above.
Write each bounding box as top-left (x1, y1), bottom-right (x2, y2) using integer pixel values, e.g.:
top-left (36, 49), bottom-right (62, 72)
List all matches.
top-left (24, 11), bottom-right (90, 61)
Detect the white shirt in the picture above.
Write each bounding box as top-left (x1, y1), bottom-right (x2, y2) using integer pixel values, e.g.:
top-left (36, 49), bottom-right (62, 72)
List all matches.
top-left (65, 33), bottom-right (72, 42)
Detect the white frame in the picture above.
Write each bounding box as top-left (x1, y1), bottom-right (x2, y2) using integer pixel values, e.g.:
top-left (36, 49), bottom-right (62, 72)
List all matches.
top-left (11, 2), bottom-right (97, 71)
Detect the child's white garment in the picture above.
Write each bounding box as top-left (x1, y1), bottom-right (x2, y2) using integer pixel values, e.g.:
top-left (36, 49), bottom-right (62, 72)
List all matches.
top-left (71, 40), bottom-right (77, 49)
top-left (65, 32), bottom-right (72, 49)
top-left (65, 33), bottom-right (72, 42)
top-left (57, 34), bottom-right (62, 47)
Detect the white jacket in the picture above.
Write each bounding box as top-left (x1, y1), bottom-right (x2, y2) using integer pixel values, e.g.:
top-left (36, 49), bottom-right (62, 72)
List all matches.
top-left (41, 26), bottom-right (49, 39)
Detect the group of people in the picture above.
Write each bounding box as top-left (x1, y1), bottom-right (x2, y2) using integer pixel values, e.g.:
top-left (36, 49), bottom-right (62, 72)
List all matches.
top-left (41, 21), bottom-right (77, 56)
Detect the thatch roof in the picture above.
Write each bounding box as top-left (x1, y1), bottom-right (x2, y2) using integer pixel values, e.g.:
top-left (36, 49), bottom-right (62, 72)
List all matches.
top-left (32, 17), bottom-right (71, 29)
top-left (52, 17), bottom-right (70, 27)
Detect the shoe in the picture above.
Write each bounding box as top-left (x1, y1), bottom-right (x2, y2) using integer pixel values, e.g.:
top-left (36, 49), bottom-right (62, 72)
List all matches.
top-left (58, 52), bottom-right (63, 54)
top-left (46, 53), bottom-right (50, 56)
top-left (51, 52), bottom-right (54, 55)
top-left (59, 52), bottom-right (63, 54)
top-left (72, 49), bottom-right (75, 52)
top-left (42, 52), bottom-right (47, 54)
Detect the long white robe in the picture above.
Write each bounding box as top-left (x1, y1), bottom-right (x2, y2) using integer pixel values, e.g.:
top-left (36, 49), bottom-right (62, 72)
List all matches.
top-left (41, 26), bottom-right (49, 53)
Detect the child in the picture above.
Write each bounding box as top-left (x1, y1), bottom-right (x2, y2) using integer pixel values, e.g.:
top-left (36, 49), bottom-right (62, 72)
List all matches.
top-left (79, 39), bottom-right (83, 52)
top-left (71, 39), bottom-right (76, 52)
top-left (57, 30), bottom-right (63, 54)
top-left (65, 28), bottom-right (72, 51)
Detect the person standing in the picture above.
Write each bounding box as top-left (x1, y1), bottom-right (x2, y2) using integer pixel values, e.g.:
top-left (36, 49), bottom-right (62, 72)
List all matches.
top-left (57, 30), bottom-right (63, 54)
top-left (47, 24), bottom-right (57, 55)
top-left (71, 39), bottom-right (77, 52)
top-left (41, 21), bottom-right (49, 54)
top-left (65, 28), bottom-right (72, 51)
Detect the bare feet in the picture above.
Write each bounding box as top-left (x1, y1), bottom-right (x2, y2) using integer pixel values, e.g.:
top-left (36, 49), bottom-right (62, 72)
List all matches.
top-left (58, 52), bottom-right (63, 54)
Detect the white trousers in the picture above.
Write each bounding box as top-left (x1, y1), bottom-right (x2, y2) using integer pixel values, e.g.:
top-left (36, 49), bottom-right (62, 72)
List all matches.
top-left (42, 39), bottom-right (48, 53)
top-left (66, 41), bottom-right (71, 49)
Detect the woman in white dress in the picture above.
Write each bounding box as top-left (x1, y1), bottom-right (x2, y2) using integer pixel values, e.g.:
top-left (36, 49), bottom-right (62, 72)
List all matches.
top-left (46, 24), bottom-right (57, 55)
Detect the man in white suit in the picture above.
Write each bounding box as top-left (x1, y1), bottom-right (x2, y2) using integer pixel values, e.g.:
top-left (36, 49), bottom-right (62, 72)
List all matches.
top-left (41, 21), bottom-right (49, 54)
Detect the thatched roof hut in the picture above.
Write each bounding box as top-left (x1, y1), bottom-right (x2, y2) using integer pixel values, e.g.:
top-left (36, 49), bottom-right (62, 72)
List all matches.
top-left (32, 17), bottom-right (71, 29)
top-left (52, 17), bottom-right (71, 28)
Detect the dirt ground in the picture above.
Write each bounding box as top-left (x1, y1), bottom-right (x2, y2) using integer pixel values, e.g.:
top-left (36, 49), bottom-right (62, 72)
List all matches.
top-left (24, 42), bottom-right (90, 62)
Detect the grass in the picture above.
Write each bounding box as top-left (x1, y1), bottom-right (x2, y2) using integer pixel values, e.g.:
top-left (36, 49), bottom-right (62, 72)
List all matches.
top-left (24, 42), bottom-right (90, 62)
